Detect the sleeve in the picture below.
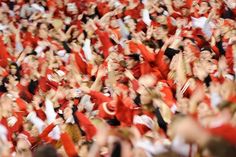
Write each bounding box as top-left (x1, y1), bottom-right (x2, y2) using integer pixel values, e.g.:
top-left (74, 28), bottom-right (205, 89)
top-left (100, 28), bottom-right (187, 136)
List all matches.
top-left (75, 111), bottom-right (97, 141)
top-left (216, 40), bottom-right (225, 55)
top-left (137, 43), bottom-right (156, 62)
top-left (74, 51), bottom-right (87, 74)
top-left (39, 123), bottom-right (56, 141)
top-left (164, 47), bottom-right (180, 60)
top-left (142, 8), bottom-right (152, 26)
top-left (211, 45), bottom-right (220, 58)
top-left (155, 107), bottom-right (168, 133)
top-left (45, 99), bottom-right (57, 123)
top-left (27, 111), bottom-right (45, 133)
top-left (95, 29), bottom-right (113, 58)
top-left (79, 95), bottom-right (94, 112)
top-left (62, 41), bottom-right (71, 54)
top-left (15, 98), bottom-right (27, 112)
top-left (115, 95), bottom-right (134, 126)
top-left (61, 133), bottom-right (78, 157)
top-left (171, 136), bottom-right (191, 156)
top-left (0, 36), bottom-right (10, 68)
top-left (131, 79), bottom-right (139, 91)
top-left (20, 5), bottom-right (27, 18)
top-left (34, 44), bottom-right (47, 56)
top-left (82, 39), bottom-right (93, 61)
top-left (45, 99), bottom-right (61, 140)
top-left (15, 41), bottom-right (24, 54)
top-left (89, 90), bottom-right (111, 105)
top-left (118, 19), bottom-right (130, 39)
top-left (155, 50), bottom-right (170, 78)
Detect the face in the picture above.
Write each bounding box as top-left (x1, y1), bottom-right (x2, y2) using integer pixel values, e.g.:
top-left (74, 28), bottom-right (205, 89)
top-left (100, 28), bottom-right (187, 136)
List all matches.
top-left (1, 14), bottom-right (9, 25)
top-left (30, 126), bottom-right (39, 137)
top-left (110, 19), bottom-right (119, 28)
top-left (173, 0), bottom-right (185, 8)
top-left (199, 2), bottom-right (210, 14)
top-left (0, 139), bottom-right (11, 157)
top-left (177, 98), bottom-right (189, 114)
top-left (27, 25), bottom-right (35, 33)
top-left (138, 86), bottom-right (152, 105)
top-left (16, 139), bottom-right (32, 157)
top-left (156, 16), bottom-right (167, 25)
top-left (200, 51), bottom-right (212, 61)
top-left (126, 59), bottom-right (136, 69)
top-left (193, 61), bottom-right (208, 80)
top-left (10, 65), bottom-right (17, 75)
top-left (72, 30), bottom-right (79, 39)
top-left (125, 19), bottom-right (136, 31)
top-left (0, 96), bottom-right (13, 117)
top-left (176, 18), bottom-right (188, 28)
top-left (38, 24), bottom-right (48, 39)
top-left (197, 102), bottom-right (213, 119)
top-left (154, 26), bottom-right (168, 40)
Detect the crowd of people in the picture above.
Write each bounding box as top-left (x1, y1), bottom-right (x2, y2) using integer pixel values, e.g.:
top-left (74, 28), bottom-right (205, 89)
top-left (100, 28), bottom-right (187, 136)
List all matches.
top-left (0, 0), bottom-right (236, 157)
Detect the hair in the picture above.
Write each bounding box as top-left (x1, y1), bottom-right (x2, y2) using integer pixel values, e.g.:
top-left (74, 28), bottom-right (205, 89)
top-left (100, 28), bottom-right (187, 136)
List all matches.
top-left (111, 141), bottom-right (121, 157)
top-left (33, 144), bottom-right (58, 157)
top-left (155, 151), bottom-right (182, 157)
top-left (205, 137), bottom-right (236, 157)
top-left (0, 77), bottom-right (9, 93)
top-left (201, 46), bottom-right (213, 53)
top-left (64, 124), bottom-right (81, 144)
top-left (9, 62), bottom-right (22, 81)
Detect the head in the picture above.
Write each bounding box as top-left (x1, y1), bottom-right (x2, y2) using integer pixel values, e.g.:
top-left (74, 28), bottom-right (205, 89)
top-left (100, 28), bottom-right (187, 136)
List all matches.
top-left (199, 1), bottom-right (211, 14)
top-left (0, 94), bottom-right (13, 117)
top-left (15, 138), bottom-right (32, 157)
top-left (30, 125), bottom-right (40, 137)
top-left (0, 138), bottom-right (11, 157)
top-left (33, 144), bottom-right (58, 157)
top-left (173, 0), bottom-right (185, 9)
top-left (37, 23), bottom-right (49, 40)
top-left (9, 63), bottom-right (20, 76)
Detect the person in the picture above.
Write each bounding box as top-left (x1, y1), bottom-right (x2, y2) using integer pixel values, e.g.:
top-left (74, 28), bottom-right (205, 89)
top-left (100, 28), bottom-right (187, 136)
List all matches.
top-left (33, 144), bottom-right (59, 157)
top-left (0, 0), bottom-right (235, 157)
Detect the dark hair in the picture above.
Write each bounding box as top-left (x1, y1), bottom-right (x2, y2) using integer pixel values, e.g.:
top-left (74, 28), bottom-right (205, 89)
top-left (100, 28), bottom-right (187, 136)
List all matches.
top-left (155, 151), bottom-right (182, 157)
top-left (127, 54), bottom-right (140, 61)
top-left (9, 62), bottom-right (21, 81)
top-left (0, 77), bottom-right (9, 93)
top-left (183, 37), bottom-right (195, 43)
top-left (201, 46), bottom-right (212, 53)
top-left (106, 117), bottom-right (121, 126)
top-left (206, 137), bottom-right (236, 157)
top-left (28, 80), bottom-right (39, 95)
top-left (111, 141), bottom-right (121, 157)
top-left (33, 144), bottom-right (58, 157)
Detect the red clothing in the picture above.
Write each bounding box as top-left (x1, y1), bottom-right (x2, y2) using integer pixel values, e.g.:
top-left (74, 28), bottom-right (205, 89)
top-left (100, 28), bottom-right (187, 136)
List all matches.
top-left (61, 133), bottom-right (78, 157)
top-left (0, 36), bottom-right (10, 68)
top-left (209, 124), bottom-right (236, 145)
top-left (95, 29), bottom-right (113, 59)
top-left (0, 112), bottom-right (24, 141)
top-left (75, 111), bottom-right (97, 141)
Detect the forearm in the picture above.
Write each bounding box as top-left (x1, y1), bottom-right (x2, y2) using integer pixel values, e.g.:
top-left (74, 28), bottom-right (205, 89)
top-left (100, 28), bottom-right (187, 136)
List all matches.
top-left (90, 75), bottom-right (103, 91)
